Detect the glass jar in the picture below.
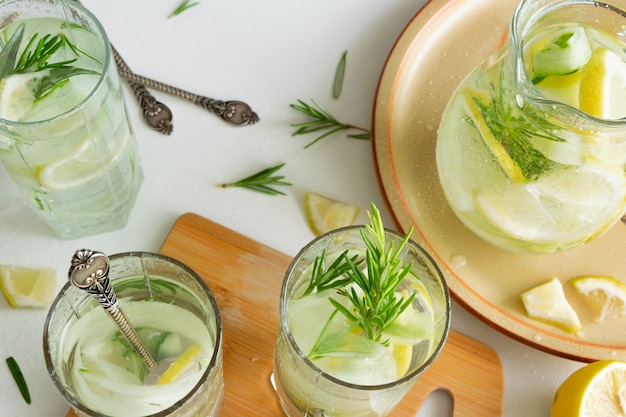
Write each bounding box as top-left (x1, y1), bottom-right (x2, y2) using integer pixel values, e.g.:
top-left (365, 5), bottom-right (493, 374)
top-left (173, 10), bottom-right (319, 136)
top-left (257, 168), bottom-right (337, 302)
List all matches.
top-left (436, 0), bottom-right (626, 253)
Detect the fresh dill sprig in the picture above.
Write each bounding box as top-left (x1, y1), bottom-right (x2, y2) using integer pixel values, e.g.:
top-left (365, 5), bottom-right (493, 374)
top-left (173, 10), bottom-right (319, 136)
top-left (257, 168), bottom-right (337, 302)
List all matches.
top-left (218, 162), bottom-right (291, 196)
top-left (290, 99), bottom-right (370, 148)
top-left (306, 204), bottom-right (416, 359)
top-left (471, 79), bottom-right (565, 181)
top-left (6, 356), bottom-right (31, 404)
top-left (169, 0), bottom-right (200, 18)
top-left (332, 50), bottom-right (347, 99)
top-left (0, 23), bottom-right (99, 99)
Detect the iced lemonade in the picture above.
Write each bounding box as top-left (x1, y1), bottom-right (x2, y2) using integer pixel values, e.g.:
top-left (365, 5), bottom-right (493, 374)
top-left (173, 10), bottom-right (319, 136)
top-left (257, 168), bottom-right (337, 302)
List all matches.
top-left (273, 208), bottom-right (450, 417)
top-left (0, 15), bottom-right (142, 238)
top-left (436, 21), bottom-right (626, 253)
top-left (49, 275), bottom-right (222, 417)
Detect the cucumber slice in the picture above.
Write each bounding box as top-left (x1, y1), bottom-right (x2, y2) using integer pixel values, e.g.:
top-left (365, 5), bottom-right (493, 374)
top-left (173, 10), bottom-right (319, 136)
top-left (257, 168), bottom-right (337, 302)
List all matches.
top-left (531, 26), bottom-right (591, 79)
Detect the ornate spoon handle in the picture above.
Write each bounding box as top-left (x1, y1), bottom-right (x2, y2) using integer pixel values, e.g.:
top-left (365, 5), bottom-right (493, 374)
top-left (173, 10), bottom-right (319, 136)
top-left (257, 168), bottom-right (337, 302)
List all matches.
top-left (117, 68), bottom-right (260, 126)
top-left (68, 249), bottom-right (157, 370)
top-left (112, 47), bottom-right (174, 135)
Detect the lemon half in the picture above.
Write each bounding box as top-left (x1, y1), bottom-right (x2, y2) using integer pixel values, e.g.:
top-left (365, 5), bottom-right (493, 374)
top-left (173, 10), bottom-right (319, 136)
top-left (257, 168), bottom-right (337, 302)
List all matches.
top-left (551, 360), bottom-right (626, 417)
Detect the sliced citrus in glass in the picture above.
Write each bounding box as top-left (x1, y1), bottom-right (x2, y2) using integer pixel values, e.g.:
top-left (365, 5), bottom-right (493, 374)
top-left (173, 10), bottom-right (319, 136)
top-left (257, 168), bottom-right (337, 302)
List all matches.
top-left (304, 192), bottom-right (359, 236)
top-left (551, 360), bottom-right (626, 417)
top-left (462, 88), bottom-right (526, 183)
top-left (570, 276), bottom-right (626, 322)
top-left (579, 47), bottom-right (626, 119)
top-left (0, 264), bottom-right (57, 308)
top-left (157, 343), bottom-right (201, 385)
top-left (520, 278), bottom-right (581, 333)
top-left (475, 161), bottom-right (626, 252)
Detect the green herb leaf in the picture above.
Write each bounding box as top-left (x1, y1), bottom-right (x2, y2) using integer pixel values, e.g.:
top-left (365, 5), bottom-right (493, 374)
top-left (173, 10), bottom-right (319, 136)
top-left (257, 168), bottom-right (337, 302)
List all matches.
top-left (6, 356), bottom-right (31, 404)
top-left (470, 80), bottom-right (565, 181)
top-left (333, 50), bottom-right (347, 99)
top-left (0, 24), bottom-right (25, 79)
top-left (290, 98), bottom-right (370, 148)
top-left (306, 203), bottom-right (417, 357)
top-left (218, 162), bottom-right (291, 196)
top-left (169, 0), bottom-right (200, 18)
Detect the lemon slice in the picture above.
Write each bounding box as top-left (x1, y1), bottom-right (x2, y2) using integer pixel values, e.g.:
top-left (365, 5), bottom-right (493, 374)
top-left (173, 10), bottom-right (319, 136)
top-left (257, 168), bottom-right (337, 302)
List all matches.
top-left (534, 71), bottom-right (582, 108)
top-left (475, 161), bottom-right (626, 252)
top-left (550, 360), bottom-right (626, 417)
top-left (304, 192), bottom-right (359, 235)
top-left (35, 131), bottom-right (129, 190)
top-left (520, 278), bottom-right (581, 333)
top-left (382, 284), bottom-right (435, 345)
top-left (462, 88), bottom-right (526, 183)
top-left (570, 276), bottom-right (626, 322)
top-left (157, 343), bottom-right (201, 385)
top-left (0, 264), bottom-right (57, 308)
top-left (579, 47), bottom-right (626, 119)
top-left (0, 73), bottom-right (39, 122)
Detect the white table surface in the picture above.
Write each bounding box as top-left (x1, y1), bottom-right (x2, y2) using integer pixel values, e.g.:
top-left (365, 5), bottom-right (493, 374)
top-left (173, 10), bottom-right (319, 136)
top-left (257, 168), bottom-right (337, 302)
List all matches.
top-left (0, 0), bottom-right (584, 416)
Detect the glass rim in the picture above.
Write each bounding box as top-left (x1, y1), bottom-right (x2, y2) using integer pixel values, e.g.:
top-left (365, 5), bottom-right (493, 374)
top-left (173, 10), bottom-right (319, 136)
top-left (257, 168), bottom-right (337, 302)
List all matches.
top-left (42, 251), bottom-right (223, 417)
top-left (279, 225), bottom-right (451, 391)
top-left (510, 0), bottom-right (626, 127)
top-left (0, 0), bottom-right (112, 126)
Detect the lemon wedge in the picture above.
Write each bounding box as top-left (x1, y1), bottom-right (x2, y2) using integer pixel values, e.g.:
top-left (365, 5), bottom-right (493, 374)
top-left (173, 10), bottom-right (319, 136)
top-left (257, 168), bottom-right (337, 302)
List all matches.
top-left (520, 278), bottom-right (581, 333)
top-left (157, 343), bottom-right (201, 385)
top-left (570, 276), bottom-right (626, 322)
top-left (579, 47), bottom-right (626, 119)
top-left (304, 192), bottom-right (359, 236)
top-left (0, 264), bottom-right (57, 308)
top-left (389, 342), bottom-right (413, 379)
top-left (551, 360), bottom-right (626, 417)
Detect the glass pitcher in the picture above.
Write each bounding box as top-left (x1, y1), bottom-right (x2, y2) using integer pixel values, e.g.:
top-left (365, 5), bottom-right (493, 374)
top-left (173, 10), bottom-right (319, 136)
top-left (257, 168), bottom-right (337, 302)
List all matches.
top-left (436, 0), bottom-right (626, 253)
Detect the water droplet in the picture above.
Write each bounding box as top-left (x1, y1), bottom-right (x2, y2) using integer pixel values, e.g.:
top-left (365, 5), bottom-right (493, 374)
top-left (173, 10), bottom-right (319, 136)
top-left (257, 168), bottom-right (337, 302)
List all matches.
top-left (449, 254), bottom-right (467, 268)
top-left (532, 334), bottom-right (542, 342)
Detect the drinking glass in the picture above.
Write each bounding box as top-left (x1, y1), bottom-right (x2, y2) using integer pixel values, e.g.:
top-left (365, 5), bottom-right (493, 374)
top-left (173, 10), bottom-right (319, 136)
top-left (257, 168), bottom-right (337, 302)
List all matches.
top-left (272, 226), bottom-right (450, 417)
top-left (44, 252), bottom-right (224, 417)
top-left (0, 0), bottom-right (143, 239)
top-left (436, 0), bottom-right (626, 253)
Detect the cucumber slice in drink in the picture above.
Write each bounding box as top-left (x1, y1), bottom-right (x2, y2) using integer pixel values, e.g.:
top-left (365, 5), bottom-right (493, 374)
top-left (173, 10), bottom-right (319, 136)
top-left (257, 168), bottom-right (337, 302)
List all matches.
top-left (530, 26), bottom-right (592, 79)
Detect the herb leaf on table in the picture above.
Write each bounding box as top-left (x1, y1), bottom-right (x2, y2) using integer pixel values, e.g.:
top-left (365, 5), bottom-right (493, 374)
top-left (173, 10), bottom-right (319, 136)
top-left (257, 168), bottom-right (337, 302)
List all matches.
top-left (218, 162), bottom-right (291, 196)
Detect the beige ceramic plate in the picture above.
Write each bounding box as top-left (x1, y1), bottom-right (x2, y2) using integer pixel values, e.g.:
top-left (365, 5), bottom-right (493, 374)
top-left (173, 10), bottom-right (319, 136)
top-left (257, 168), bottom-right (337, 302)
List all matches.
top-left (372, 0), bottom-right (626, 362)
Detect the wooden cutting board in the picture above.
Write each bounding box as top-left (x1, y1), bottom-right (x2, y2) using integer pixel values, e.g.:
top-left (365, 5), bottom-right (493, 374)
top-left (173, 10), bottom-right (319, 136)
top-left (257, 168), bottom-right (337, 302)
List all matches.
top-left (68, 213), bottom-right (503, 416)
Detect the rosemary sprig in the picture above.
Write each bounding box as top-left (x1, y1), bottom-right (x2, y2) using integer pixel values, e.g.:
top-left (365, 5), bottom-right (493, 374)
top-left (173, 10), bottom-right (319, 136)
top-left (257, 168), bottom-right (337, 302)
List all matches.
top-left (332, 50), bottom-right (347, 99)
top-left (301, 248), bottom-right (361, 297)
top-left (169, 0), bottom-right (200, 18)
top-left (6, 356), bottom-right (31, 404)
top-left (306, 204), bottom-right (416, 359)
top-left (0, 23), bottom-right (99, 99)
top-left (290, 99), bottom-right (370, 148)
top-left (218, 162), bottom-right (291, 196)
top-left (471, 79), bottom-right (565, 181)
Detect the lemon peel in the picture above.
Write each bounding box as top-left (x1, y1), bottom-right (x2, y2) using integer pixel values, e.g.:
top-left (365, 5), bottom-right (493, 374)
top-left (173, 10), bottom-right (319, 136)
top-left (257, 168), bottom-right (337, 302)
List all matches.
top-left (520, 278), bottom-right (581, 333)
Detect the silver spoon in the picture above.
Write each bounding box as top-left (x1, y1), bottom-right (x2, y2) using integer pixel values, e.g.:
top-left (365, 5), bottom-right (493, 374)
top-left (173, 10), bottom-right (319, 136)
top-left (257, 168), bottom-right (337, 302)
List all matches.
top-left (68, 249), bottom-right (174, 384)
top-left (112, 47), bottom-right (174, 135)
top-left (117, 68), bottom-right (260, 126)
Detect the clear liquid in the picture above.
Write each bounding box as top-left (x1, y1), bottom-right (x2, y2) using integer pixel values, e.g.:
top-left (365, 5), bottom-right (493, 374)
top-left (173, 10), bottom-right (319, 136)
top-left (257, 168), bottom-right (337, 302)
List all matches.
top-left (436, 24), bottom-right (626, 253)
top-left (0, 17), bottom-right (142, 239)
top-left (57, 277), bottom-right (218, 417)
